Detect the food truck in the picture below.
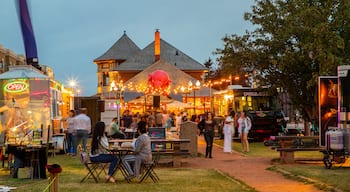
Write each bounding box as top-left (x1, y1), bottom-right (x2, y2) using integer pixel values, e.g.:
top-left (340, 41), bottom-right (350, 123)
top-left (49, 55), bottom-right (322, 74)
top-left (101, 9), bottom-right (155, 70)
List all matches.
top-left (0, 65), bottom-right (70, 178)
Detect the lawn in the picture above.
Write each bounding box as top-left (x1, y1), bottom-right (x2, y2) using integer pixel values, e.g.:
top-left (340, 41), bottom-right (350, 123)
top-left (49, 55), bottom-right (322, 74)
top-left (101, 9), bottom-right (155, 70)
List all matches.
top-left (270, 163), bottom-right (350, 192)
top-left (0, 154), bottom-right (256, 192)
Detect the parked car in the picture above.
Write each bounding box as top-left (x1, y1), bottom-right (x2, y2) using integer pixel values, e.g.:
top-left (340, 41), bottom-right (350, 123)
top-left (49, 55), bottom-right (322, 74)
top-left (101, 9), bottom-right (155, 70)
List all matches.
top-left (241, 110), bottom-right (286, 141)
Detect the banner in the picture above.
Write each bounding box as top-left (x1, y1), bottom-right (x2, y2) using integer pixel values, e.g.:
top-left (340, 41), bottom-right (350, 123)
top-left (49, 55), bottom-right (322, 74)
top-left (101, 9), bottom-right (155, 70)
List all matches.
top-left (318, 76), bottom-right (338, 146)
top-left (16, 0), bottom-right (40, 69)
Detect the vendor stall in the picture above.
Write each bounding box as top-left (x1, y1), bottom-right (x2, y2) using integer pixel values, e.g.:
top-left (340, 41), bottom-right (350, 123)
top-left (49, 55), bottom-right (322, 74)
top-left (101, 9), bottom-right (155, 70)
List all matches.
top-left (0, 65), bottom-right (64, 178)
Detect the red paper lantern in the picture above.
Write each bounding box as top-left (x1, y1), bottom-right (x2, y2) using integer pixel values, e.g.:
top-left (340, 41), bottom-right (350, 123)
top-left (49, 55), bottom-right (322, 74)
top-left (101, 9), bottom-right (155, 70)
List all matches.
top-left (147, 70), bottom-right (171, 95)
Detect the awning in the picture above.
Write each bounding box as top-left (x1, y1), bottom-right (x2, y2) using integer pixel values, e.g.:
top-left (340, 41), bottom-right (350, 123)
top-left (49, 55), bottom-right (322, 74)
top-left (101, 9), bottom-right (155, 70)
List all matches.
top-left (123, 92), bottom-right (183, 103)
top-left (0, 65), bottom-right (48, 79)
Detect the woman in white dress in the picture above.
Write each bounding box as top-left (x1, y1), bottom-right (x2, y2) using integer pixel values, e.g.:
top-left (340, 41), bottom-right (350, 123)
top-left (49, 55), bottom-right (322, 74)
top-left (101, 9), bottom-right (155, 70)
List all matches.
top-left (223, 111), bottom-right (235, 153)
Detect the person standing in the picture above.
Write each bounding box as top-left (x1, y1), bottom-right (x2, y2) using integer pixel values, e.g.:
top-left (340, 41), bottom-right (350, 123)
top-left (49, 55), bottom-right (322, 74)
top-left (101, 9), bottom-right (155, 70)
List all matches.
top-left (202, 112), bottom-right (216, 158)
top-left (65, 109), bottom-right (76, 155)
top-left (223, 111), bottom-right (235, 153)
top-left (155, 111), bottom-right (163, 127)
top-left (147, 111), bottom-right (155, 128)
top-left (90, 121), bottom-right (118, 183)
top-left (162, 110), bottom-right (169, 127)
top-left (73, 108), bottom-right (91, 153)
top-left (136, 116), bottom-right (147, 138)
top-left (165, 112), bottom-right (174, 130)
top-left (238, 111), bottom-right (252, 153)
top-left (175, 112), bottom-right (182, 133)
top-left (122, 126), bottom-right (152, 179)
top-left (121, 110), bottom-right (132, 129)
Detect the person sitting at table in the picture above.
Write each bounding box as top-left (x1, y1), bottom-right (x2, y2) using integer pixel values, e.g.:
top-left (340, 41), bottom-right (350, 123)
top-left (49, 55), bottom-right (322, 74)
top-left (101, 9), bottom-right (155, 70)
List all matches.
top-left (108, 117), bottom-right (126, 139)
top-left (90, 121), bottom-right (118, 183)
top-left (122, 126), bottom-right (152, 180)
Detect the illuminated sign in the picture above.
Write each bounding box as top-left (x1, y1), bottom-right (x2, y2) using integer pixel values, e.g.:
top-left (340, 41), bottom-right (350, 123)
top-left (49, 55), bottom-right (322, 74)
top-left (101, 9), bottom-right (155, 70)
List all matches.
top-left (4, 81), bottom-right (28, 93)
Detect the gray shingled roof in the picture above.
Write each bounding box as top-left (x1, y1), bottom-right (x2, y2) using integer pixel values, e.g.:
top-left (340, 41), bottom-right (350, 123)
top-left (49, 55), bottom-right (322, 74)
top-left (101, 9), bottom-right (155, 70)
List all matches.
top-left (94, 33), bottom-right (141, 62)
top-left (116, 39), bottom-right (207, 71)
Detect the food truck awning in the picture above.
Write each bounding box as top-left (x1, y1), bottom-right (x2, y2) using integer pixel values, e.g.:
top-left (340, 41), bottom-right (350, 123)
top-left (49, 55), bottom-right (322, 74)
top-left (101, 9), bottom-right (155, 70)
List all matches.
top-left (0, 65), bottom-right (48, 79)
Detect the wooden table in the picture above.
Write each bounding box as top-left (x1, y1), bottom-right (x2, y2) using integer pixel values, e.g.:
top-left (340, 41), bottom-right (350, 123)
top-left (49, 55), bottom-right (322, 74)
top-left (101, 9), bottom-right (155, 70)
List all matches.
top-left (270, 136), bottom-right (322, 163)
top-left (108, 147), bottom-right (134, 183)
top-left (7, 144), bottom-right (47, 178)
top-left (109, 138), bottom-right (191, 167)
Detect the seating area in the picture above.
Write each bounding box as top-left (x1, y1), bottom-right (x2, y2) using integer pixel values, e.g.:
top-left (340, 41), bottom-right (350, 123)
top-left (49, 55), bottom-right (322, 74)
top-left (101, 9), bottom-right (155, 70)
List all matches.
top-left (79, 149), bottom-right (162, 183)
top-left (270, 136), bottom-right (323, 163)
top-left (79, 152), bottom-right (108, 183)
top-left (139, 151), bottom-right (161, 183)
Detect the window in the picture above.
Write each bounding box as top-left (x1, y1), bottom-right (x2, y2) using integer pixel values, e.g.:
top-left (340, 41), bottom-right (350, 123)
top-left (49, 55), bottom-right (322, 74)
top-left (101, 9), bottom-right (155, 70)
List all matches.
top-left (102, 72), bottom-right (109, 86)
top-left (101, 64), bottom-right (110, 69)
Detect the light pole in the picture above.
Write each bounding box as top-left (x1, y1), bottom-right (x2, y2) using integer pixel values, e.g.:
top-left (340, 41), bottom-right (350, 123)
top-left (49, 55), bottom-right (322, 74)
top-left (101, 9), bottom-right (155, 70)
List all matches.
top-left (110, 80), bottom-right (124, 126)
top-left (209, 80), bottom-right (214, 112)
top-left (69, 80), bottom-right (76, 110)
top-left (189, 80), bottom-right (200, 115)
top-left (180, 85), bottom-right (190, 103)
top-left (76, 88), bottom-right (81, 109)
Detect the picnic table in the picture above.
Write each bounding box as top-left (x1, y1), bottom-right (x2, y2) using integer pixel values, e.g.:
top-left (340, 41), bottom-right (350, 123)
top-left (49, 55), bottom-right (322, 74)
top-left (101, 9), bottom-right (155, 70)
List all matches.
top-left (109, 138), bottom-right (191, 167)
top-left (270, 136), bottom-right (324, 163)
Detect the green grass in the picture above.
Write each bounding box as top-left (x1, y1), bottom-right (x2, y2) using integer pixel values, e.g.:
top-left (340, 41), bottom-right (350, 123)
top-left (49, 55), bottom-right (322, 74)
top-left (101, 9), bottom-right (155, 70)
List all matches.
top-left (271, 164), bottom-right (350, 191)
top-left (0, 154), bottom-right (256, 192)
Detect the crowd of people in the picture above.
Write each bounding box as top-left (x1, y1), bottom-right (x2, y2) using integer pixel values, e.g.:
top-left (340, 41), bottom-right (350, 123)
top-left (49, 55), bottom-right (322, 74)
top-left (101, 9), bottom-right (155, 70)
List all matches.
top-left (198, 110), bottom-right (252, 158)
top-left (107, 109), bottom-right (195, 137)
top-left (64, 108), bottom-right (251, 182)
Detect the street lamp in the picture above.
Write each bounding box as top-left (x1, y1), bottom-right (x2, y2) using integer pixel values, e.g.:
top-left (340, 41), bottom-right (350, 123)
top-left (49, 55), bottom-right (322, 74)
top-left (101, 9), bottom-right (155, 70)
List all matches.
top-left (208, 80), bottom-right (213, 112)
top-left (110, 80), bottom-right (124, 126)
top-left (180, 85), bottom-right (190, 103)
top-left (69, 80), bottom-right (76, 110)
top-left (76, 88), bottom-right (81, 109)
top-left (189, 80), bottom-right (200, 114)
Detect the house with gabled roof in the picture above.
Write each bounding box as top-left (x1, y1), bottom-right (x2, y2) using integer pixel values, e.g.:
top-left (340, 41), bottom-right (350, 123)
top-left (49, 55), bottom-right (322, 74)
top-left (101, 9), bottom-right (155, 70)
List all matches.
top-left (94, 30), bottom-right (211, 121)
top-left (94, 31), bottom-right (141, 94)
top-left (94, 30), bottom-right (208, 96)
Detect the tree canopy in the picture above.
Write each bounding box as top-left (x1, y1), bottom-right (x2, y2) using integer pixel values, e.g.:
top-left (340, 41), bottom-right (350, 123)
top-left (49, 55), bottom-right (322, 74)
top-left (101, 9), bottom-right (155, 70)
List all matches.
top-left (216, 0), bottom-right (350, 122)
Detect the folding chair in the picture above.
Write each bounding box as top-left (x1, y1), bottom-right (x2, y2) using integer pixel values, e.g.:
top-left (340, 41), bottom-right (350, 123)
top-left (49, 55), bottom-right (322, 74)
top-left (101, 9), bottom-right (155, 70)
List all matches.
top-left (80, 152), bottom-right (108, 183)
top-left (139, 152), bottom-right (160, 183)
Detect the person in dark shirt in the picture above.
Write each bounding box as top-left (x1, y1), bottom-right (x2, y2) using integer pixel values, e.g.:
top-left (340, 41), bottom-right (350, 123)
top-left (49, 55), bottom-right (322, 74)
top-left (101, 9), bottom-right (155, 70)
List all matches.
top-left (136, 116), bottom-right (147, 138)
top-left (202, 112), bottom-right (217, 158)
top-left (121, 110), bottom-right (132, 128)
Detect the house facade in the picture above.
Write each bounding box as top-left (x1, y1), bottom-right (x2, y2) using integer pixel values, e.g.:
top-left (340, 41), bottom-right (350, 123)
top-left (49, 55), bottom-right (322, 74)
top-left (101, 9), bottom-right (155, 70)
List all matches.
top-left (94, 30), bottom-right (210, 123)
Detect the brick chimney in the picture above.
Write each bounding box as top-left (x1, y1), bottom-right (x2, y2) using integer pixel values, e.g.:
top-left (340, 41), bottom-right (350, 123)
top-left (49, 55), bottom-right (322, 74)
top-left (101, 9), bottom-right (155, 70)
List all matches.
top-left (154, 29), bottom-right (160, 62)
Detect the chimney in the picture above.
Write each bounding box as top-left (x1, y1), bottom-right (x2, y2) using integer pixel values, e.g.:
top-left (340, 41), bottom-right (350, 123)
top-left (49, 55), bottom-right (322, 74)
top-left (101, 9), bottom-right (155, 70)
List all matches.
top-left (154, 29), bottom-right (160, 62)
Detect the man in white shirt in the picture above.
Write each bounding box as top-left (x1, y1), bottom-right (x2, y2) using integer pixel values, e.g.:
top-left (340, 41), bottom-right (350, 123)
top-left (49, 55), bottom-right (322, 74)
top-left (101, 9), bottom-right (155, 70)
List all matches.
top-left (73, 108), bottom-right (91, 154)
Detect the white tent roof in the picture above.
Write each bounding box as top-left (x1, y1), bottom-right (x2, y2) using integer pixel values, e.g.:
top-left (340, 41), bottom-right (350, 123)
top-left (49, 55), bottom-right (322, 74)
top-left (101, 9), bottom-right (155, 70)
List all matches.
top-left (0, 65), bottom-right (48, 79)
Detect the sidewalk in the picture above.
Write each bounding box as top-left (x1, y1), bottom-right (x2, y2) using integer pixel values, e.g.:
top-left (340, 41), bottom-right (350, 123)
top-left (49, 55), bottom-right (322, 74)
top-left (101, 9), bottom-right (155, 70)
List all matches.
top-left (182, 136), bottom-right (323, 192)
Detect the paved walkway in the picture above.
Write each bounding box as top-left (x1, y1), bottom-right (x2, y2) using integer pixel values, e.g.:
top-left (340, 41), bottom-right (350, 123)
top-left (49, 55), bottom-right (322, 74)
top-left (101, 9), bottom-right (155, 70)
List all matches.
top-left (182, 136), bottom-right (323, 192)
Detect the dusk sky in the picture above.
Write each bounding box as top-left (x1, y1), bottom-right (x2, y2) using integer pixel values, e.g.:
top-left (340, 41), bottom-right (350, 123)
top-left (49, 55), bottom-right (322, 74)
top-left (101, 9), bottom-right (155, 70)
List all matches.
top-left (0, 0), bottom-right (255, 96)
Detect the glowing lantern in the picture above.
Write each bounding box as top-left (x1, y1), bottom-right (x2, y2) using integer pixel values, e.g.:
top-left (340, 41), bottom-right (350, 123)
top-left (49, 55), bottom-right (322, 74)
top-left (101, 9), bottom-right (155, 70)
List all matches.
top-left (147, 70), bottom-right (171, 95)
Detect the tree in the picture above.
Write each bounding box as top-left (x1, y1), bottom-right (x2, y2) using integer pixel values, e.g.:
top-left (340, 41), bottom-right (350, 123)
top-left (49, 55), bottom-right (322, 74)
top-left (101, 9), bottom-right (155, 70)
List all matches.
top-left (203, 57), bottom-right (216, 80)
top-left (216, 0), bottom-right (350, 132)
